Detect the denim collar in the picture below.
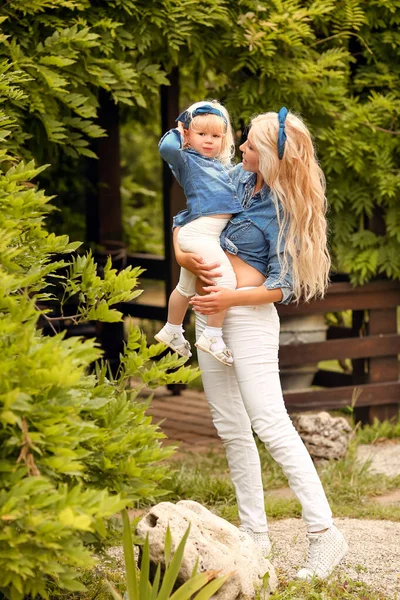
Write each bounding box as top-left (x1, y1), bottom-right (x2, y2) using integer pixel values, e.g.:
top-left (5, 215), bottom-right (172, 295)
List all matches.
top-left (238, 166), bottom-right (255, 184)
top-left (238, 166), bottom-right (271, 201)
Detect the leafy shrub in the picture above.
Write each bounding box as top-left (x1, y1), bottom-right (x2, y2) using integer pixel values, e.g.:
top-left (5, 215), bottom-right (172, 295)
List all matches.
top-left (106, 516), bottom-right (230, 600)
top-left (0, 71), bottom-right (199, 599)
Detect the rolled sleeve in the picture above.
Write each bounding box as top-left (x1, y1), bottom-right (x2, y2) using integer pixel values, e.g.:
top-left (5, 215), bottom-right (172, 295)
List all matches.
top-left (263, 219), bottom-right (294, 305)
top-left (158, 129), bottom-right (185, 172)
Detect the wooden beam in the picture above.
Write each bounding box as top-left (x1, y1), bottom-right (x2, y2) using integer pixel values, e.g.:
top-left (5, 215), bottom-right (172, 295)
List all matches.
top-left (121, 302), bottom-right (167, 321)
top-left (160, 67), bottom-right (186, 299)
top-left (126, 253), bottom-right (166, 280)
top-left (277, 280), bottom-right (400, 315)
top-left (86, 89), bottom-right (122, 244)
top-left (279, 333), bottom-right (400, 367)
top-left (364, 307), bottom-right (400, 422)
top-left (283, 381), bottom-right (400, 412)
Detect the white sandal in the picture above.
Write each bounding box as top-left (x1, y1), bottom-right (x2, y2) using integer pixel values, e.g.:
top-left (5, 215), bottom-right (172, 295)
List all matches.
top-left (195, 333), bottom-right (233, 366)
top-left (155, 327), bottom-right (192, 359)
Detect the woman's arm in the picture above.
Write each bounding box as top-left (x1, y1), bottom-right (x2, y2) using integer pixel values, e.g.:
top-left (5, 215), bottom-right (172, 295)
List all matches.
top-left (189, 284), bottom-right (283, 314)
top-left (172, 227), bottom-right (222, 285)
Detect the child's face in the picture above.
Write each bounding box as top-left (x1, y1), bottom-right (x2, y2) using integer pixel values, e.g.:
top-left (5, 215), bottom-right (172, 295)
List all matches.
top-left (185, 125), bottom-right (224, 159)
top-left (239, 132), bottom-right (259, 173)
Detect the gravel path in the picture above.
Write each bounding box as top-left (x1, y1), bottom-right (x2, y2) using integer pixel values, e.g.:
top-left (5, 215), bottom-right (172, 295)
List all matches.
top-left (357, 441), bottom-right (400, 479)
top-left (268, 517), bottom-right (400, 598)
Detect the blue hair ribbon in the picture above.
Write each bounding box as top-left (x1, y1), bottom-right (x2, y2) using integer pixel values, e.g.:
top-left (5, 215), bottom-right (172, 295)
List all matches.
top-left (176, 104), bottom-right (227, 129)
top-left (277, 106), bottom-right (289, 160)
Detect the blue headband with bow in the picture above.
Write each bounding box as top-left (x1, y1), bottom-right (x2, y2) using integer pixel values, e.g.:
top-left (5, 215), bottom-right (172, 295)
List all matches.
top-left (277, 106), bottom-right (289, 160)
top-left (176, 104), bottom-right (228, 129)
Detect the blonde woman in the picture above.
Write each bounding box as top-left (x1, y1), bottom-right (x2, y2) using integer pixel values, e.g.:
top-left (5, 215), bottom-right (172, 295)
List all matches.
top-left (155, 100), bottom-right (242, 366)
top-left (176, 108), bottom-right (348, 579)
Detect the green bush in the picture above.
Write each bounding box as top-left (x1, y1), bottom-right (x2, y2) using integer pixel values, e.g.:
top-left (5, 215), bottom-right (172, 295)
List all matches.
top-left (0, 71), bottom-right (199, 599)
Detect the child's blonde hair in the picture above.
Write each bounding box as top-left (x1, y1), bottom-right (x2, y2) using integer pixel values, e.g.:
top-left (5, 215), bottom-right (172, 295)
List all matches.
top-left (184, 100), bottom-right (235, 167)
top-left (250, 110), bottom-right (331, 302)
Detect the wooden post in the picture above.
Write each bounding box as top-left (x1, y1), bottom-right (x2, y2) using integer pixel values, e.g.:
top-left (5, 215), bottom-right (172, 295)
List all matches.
top-left (160, 68), bottom-right (187, 395)
top-left (86, 90), bottom-right (123, 243)
top-left (160, 67), bottom-right (186, 300)
top-left (357, 206), bottom-right (400, 423)
top-left (85, 90), bottom-right (124, 373)
top-left (364, 308), bottom-right (399, 422)
top-left (352, 310), bottom-right (368, 424)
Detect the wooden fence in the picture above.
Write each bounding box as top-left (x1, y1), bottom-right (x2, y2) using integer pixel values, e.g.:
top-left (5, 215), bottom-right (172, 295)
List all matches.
top-left (123, 259), bottom-right (400, 423)
top-left (277, 279), bottom-right (400, 423)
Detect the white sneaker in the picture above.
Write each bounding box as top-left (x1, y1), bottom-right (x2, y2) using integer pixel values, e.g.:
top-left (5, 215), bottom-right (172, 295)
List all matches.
top-left (238, 526), bottom-right (272, 557)
top-left (195, 332), bottom-right (233, 366)
top-left (296, 525), bottom-right (348, 580)
top-left (154, 326), bottom-right (192, 359)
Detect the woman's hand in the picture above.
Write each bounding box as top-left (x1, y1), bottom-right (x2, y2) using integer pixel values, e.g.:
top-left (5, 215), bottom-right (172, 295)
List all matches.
top-left (189, 286), bottom-right (236, 314)
top-left (179, 254), bottom-right (222, 285)
top-left (173, 227), bottom-right (221, 284)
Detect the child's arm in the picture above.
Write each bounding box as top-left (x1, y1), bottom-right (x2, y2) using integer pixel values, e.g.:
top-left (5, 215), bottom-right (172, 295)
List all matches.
top-left (158, 123), bottom-right (186, 171)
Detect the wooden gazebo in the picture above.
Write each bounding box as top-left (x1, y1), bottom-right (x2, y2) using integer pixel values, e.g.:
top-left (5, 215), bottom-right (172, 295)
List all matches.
top-left (85, 70), bottom-right (400, 425)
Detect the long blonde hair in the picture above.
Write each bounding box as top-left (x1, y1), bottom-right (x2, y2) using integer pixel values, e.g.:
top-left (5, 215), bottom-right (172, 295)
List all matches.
top-left (250, 111), bottom-right (331, 302)
top-left (184, 100), bottom-right (235, 167)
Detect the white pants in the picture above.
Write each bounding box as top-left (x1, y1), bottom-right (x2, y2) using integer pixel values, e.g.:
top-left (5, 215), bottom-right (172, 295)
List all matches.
top-left (195, 291), bottom-right (333, 533)
top-left (176, 217), bottom-right (236, 298)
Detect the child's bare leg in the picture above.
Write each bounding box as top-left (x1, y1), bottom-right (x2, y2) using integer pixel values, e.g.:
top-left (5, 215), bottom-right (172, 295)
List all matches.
top-left (167, 288), bottom-right (190, 325)
top-left (207, 309), bottom-right (227, 329)
top-left (155, 288), bottom-right (192, 359)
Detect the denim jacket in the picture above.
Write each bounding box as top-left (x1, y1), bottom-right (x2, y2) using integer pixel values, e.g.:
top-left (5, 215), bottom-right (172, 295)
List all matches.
top-left (220, 164), bottom-right (294, 304)
top-left (159, 129), bottom-right (243, 228)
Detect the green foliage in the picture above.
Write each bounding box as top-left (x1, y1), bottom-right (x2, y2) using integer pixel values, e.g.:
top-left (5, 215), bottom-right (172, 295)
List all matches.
top-left (106, 516), bottom-right (230, 600)
top-left (2, 0), bottom-right (400, 274)
top-left (121, 120), bottom-right (164, 255)
top-left (0, 0), bottom-right (229, 161)
top-left (208, 0), bottom-right (400, 284)
top-left (356, 414), bottom-right (400, 444)
top-left (0, 71), bottom-right (200, 600)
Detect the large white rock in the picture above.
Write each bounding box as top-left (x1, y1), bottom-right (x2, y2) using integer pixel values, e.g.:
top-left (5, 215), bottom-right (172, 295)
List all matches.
top-left (136, 500), bottom-right (277, 599)
top-left (292, 411), bottom-right (353, 460)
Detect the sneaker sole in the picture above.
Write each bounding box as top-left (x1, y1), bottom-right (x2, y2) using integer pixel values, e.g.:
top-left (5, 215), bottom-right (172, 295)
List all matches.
top-left (154, 334), bottom-right (191, 359)
top-left (194, 342), bottom-right (233, 366)
top-left (296, 539), bottom-right (349, 580)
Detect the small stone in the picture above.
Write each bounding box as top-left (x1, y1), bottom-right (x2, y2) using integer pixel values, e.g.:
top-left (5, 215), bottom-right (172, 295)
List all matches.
top-left (291, 411), bottom-right (353, 460)
top-left (136, 500), bottom-right (277, 599)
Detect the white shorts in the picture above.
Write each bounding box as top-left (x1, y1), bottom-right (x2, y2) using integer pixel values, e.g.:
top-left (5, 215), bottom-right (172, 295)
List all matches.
top-left (176, 216), bottom-right (237, 297)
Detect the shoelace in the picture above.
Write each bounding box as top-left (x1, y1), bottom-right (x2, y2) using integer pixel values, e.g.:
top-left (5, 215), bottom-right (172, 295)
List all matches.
top-left (305, 535), bottom-right (322, 569)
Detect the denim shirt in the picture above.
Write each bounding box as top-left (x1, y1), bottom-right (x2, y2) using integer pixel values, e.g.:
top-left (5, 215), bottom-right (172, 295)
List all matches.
top-left (159, 129), bottom-right (243, 228)
top-left (220, 164), bottom-right (294, 304)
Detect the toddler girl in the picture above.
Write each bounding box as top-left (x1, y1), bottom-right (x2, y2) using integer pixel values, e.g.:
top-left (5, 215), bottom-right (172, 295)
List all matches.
top-left (155, 100), bottom-right (242, 366)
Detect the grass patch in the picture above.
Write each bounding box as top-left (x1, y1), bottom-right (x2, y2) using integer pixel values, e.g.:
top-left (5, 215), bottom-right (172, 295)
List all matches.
top-left (265, 573), bottom-right (389, 600)
top-left (356, 414), bottom-right (400, 444)
top-left (160, 438), bottom-right (400, 522)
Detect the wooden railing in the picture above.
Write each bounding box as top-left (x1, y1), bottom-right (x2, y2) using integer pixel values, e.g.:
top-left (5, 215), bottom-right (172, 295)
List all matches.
top-left (277, 280), bottom-right (400, 422)
top-left (123, 262), bottom-right (400, 423)
top-left (43, 248), bottom-right (399, 423)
